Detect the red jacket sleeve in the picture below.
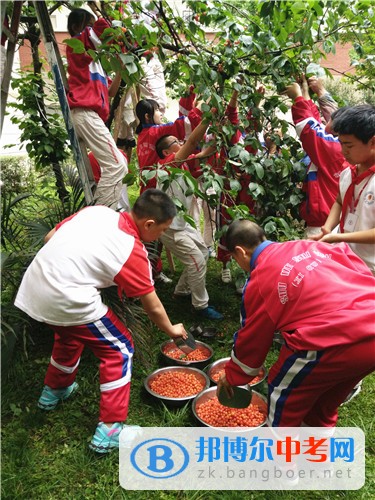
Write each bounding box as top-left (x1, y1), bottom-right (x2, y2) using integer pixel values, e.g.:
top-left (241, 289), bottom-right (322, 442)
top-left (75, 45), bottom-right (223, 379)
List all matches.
top-left (225, 280), bottom-right (276, 386)
top-left (292, 97), bottom-right (321, 124)
top-left (292, 97), bottom-right (345, 172)
top-left (114, 239), bottom-right (155, 297)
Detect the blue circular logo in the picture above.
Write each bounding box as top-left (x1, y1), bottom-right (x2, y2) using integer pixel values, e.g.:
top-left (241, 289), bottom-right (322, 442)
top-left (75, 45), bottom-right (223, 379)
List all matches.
top-left (130, 438), bottom-right (189, 479)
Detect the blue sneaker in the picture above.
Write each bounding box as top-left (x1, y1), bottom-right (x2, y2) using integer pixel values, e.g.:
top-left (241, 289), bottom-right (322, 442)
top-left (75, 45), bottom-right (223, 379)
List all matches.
top-left (196, 306), bottom-right (223, 321)
top-left (89, 422), bottom-right (123, 454)
top-left (38, 382), bottom-right (78, 410)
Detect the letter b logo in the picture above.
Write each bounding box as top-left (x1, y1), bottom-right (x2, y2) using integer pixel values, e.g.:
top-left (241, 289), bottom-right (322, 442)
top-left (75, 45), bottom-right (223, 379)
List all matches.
top-left (148, 445), bottom-right (174, 473)
top-left (131, 438), bottom-right (189, 479)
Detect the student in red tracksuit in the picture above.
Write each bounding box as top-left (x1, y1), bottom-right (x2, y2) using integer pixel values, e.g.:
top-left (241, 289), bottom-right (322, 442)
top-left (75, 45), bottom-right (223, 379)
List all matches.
top-left (66, 9), bottom-right (127, 209)
top-left (15, 190), bottom-right (187, 453)
top-left (135, 97), bottom-right (203, 282)
top-left (135, 98), bottom-right (203, 191)
top-left (283, 80), bottom-right (350, 236)
top-left (218, 219), bottom-right (375, 427)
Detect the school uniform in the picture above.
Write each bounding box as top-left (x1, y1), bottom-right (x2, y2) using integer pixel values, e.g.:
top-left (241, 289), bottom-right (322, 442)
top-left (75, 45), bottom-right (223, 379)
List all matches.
top-left (66, 18), bottom-right (127, 209)
top-left (137, 107), bottom-right (202, 191)
top-left (225, 239), bottom-right (375, 427)
top-left (15, 206), bottom-right (154, 422)
top-left (292, 96), bottom-right (350, 229)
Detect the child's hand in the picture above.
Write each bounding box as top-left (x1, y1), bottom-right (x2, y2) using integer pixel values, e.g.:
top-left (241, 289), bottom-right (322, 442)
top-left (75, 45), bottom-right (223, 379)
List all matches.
top-left (169, 323), bottom-right (188, 340)
top-left (281, 82), bottom-right (302, 100)
top-left (307, 76), bottom-right (326, 98)
top-left (308, 225), bottom-right (331, 241)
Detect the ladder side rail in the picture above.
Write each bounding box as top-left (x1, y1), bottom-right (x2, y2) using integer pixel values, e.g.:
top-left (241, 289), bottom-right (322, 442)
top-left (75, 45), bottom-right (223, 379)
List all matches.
top-left (44, 41), bottom-right (95, 204)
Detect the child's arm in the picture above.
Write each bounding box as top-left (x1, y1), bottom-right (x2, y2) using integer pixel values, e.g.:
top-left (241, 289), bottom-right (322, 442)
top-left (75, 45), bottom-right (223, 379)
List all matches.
top-left (174, 113), bottom-right (213, 161)
top-left (308, 76), bottom-right (339, 123)
top-left (310, 190), bottom-right (375, 245)
top-left (321, 228), bottom-right (375, 245)
top-left (194, 144), bottom-right (217, 159)
top-left (309, 196), bottom-right (342, 240)
top-left (108, 72), bottom-right (122, 98)
top-left (140, 291), bottom-right (187, 340)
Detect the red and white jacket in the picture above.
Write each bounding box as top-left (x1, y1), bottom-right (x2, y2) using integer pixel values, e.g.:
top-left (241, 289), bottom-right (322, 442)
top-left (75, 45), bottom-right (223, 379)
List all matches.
top-left (66, 18), bottom-right (111, 123)
top-left (225, 239), bottom-right (375, 386)
top-left (14, 207), bottom-right (154, 326)
top-left (292, 96), bottom-right (349, 227)
top-left (137, 108), bottom-right (202, 191)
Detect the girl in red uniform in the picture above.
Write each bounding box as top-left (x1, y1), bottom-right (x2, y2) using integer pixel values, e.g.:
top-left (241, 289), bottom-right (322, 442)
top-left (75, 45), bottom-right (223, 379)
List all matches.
top-left (66, 8), bottom-right (127, 209)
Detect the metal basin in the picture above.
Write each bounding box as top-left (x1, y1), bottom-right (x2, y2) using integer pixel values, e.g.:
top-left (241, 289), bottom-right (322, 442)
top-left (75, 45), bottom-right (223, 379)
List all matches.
top-left (160, 339), bottom-right (214, 370)
top-left (144, 366), bottom-right (210, 407)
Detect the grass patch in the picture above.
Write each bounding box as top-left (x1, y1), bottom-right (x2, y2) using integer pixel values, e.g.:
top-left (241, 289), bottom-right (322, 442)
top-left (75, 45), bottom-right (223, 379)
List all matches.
top-left (2, 253), bottom-right (374, 499)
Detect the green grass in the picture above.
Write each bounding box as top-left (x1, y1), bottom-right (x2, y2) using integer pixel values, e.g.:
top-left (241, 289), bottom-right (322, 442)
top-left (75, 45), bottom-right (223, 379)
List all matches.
top-left (1, 252), bottom-right (374, 499)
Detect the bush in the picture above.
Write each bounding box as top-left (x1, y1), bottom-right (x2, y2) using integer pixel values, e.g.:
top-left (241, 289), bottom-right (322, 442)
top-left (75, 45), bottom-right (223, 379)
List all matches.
top-left (324, 78), bottom-right (375, 107)
top-left (0, 155), bottom-right (37, 195)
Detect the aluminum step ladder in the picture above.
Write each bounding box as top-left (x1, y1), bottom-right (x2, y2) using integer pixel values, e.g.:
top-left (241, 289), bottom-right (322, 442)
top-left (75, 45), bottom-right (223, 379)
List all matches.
top-left (1, 1), bottom-right (96, 205)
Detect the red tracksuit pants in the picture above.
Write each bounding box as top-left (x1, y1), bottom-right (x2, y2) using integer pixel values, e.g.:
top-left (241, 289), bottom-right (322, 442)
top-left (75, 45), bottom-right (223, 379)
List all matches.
top-left (44, 309), bottom-right (134, 423)
top-left (267, 338), bottom-right (375, 427)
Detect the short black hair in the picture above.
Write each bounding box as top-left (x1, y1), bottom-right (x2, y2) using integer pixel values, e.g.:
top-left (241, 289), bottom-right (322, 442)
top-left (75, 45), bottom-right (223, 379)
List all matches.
top-left (135, 99), bottom-right (160, 134)
top-left (67, 9), bottom-right (95, 37)
top-left (155, 135), bottom-right (173, 159)
top-left (225, 219), bottom-right (266, 252)
top-left (332, 104), bottom-right (375, 143)
top-left (132, 189), bottom-right (177, 223)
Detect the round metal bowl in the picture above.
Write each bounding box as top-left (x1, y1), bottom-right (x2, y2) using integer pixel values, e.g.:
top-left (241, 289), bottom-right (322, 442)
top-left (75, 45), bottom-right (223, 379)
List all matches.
top-left (192, 386), bottom-right (268, 428)
top-left (160, 339), bottom-right (214, 370)
top-left (205, 357), bottom-right (268, 388)
top-left (144, 366), bottom-right (210, 407)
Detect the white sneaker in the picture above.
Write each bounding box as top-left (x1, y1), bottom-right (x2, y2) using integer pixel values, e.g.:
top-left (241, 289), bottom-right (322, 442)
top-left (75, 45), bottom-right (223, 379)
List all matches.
top-left (154, 272), bottom-right (172, 284)
top-left (221, 268), bottom-right (232, 283)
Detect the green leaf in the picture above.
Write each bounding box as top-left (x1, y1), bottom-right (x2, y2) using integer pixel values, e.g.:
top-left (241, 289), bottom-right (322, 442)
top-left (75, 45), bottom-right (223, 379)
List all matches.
top-left (255, 163), bottom-right (265, 179)
top-left (229, 179), bottom-right (242, 192)
top-left (125, 62), bottom-right (139, 75)
top-left (188, 59), bottom-right (201, 68)
top-left (64, 38), bottom-right (85, 54)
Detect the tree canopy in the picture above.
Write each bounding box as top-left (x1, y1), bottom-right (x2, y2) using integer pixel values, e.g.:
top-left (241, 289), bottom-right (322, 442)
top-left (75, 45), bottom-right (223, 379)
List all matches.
top-left (5, 0), bottom-right (375, 234)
